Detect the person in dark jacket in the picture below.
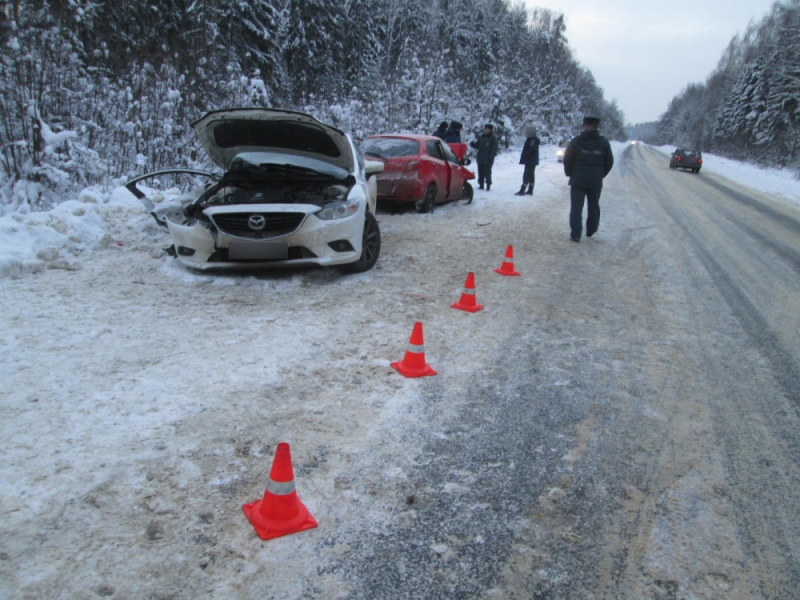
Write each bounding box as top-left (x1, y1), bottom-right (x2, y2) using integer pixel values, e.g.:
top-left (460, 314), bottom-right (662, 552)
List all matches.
top-left (515, 124), bottom-right (540, 196)
top-left (432, 121), bottom-right (448, 139)
top-left (563, 115), bottom-right (614, 241)
top-left (470, 124), bottom-right (499, 190)
top-left (443, 121), bottom-right (463, 143)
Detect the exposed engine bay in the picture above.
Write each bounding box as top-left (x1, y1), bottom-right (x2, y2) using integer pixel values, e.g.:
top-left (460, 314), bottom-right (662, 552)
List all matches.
top-left (185, 177), bottom-right (354, 220)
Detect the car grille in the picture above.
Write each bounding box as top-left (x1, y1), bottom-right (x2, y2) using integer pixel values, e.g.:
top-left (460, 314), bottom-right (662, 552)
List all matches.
top-left (210, 212), bottom-right (306, 239)
top-left (211, 247), bottom-right (317, 262)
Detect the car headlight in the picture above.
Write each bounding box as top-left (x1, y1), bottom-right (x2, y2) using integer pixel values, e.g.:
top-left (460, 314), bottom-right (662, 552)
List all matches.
top-left (316, 200), bottom-right (359, 220)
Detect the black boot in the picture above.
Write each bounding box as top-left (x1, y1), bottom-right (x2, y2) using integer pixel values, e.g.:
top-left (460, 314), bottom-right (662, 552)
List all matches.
top-left (486, 184), bottom-right (491, 191)
top-left (525, 184), bottom-right (533, 195)
top-left (514, 184), bottom-right (526, 196)
top-left (478, 183), bottom-right (484, 190)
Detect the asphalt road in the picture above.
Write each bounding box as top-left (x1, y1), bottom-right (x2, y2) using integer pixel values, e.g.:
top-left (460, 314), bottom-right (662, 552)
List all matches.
top-left (344, 144), bottom-right (800, 599)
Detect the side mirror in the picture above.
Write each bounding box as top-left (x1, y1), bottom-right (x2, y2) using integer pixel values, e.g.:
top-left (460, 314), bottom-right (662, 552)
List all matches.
top-left (364, 160), bottom-right (384, 178)
top-left (460, 158), bottom-right (472, 166)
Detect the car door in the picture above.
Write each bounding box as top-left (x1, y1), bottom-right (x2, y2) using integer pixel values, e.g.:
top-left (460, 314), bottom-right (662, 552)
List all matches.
top-left (441, 142), bottom-right (466, 200)
top-left (424, 140), bottom-right (451, 201)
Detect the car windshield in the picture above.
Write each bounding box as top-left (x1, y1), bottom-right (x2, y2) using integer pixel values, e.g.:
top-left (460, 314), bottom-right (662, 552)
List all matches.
top-left (677, 149), bottom-right (700, 157)
top-left (362, 138), bottom-right (419, 159)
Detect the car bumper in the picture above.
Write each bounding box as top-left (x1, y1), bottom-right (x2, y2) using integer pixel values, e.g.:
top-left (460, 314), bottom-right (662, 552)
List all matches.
top-left (166, 203), bottom-right (365, 270)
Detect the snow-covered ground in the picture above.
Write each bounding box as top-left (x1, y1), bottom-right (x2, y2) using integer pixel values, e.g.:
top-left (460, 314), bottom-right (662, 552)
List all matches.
top-left (1, 141), bottom-right (798, 598)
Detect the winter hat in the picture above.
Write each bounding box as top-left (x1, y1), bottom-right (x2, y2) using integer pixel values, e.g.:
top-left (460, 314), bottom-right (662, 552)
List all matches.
top-left (583, 115), bottom-right (600, 126)
top-left (524, 124), bottom-right (537, 138)
top-left (483, 123), bottom-right (494, 131)
top-left (450, 120), bottom-right (463, 130)
top-left (439, 121), bottom-right (449, 130)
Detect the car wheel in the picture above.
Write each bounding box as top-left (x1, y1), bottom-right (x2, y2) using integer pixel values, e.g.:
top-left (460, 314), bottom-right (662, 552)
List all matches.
top-left (340, 211), bottom-right (380, 274)
top-left (461, 182), bottom-right (474, 205)
top-left (415, 184), bottom-right (436, 214)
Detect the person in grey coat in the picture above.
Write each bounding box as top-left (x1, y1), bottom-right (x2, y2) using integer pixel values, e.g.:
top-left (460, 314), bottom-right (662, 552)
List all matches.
top-left (470, 124), bottom-right (499, 190)
top-left (515, 124), bottom-right (540, 196)
top-left (563, 115), bottom-right (614, 241)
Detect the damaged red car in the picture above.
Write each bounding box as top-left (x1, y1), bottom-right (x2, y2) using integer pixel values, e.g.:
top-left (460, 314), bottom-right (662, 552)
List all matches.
top-left (361, 134), bottom-right (475, 213)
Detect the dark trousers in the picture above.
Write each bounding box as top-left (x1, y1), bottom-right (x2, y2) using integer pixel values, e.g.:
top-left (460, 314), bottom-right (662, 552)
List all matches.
top-left (570, 186), bottom-right (602, 239)
top-left (478, 163), bottom-right (493, 187)
top-left (522, 164), bottom-right (536, 185)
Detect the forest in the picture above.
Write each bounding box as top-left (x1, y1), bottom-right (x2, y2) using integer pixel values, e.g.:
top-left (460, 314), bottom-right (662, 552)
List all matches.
top-left (652, 0), bottom-right (800, 172)
top-left (0, 0), bottom-right (628, 212)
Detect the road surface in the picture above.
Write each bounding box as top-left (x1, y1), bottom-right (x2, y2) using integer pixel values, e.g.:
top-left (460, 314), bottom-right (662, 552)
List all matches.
top-left (1, 145), bottom-right (798, 599)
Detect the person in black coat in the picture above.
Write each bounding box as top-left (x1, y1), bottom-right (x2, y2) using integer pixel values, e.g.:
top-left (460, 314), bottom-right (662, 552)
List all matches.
top-left (470, 124), bottom-right (499, 190)
top-left (443, 121), bottom-right (463, 143)
top-left (515, 124), bottom-right (540, 196)
top-left (563, 115), bottom-right (614, 242)
top-left (432, 121), bottom-right (448, 139)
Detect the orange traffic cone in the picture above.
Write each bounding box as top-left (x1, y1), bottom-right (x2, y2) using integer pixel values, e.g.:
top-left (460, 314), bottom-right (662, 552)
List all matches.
top-left (451, 272), bottom-right (484, 313)
top-left (391, 322), bottom-right (437, 378)
top-left (494, 245), bottom-right (520, 276)
top-left (242, 442), bottom-right (318, 541)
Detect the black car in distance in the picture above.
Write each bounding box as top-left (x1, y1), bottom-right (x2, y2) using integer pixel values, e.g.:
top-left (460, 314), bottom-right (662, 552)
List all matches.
top-left (670, 148), bottom-right (703, 173)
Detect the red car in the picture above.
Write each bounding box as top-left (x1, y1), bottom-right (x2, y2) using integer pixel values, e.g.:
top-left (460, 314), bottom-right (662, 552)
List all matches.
top-left (361, 134), bottom-right (475, 213)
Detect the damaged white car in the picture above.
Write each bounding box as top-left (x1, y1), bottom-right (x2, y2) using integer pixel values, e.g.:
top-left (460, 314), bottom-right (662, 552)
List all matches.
top-left (126, 108), bottom-right (383, 273)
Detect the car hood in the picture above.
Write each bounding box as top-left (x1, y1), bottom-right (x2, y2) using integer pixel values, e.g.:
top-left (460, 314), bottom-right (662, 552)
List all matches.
top-left (191, 108), bottom-right (354, 174)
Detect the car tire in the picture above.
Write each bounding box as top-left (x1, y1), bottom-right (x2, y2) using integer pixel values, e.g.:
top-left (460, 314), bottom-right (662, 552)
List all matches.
top-left (415, 184), bottom-right (436, 214)
top-left (340, 211), bottom-right (381, 274)
top-left (461, 182), bottom-right (474, 204)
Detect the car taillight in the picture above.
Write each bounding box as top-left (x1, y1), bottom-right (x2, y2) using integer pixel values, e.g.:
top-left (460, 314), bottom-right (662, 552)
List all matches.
top-left (698, 158), bottom-right (702, 164)
top-left (406, 160), bottom-right (421, 171)
top-left (677, 156), bottom-right (682, 162)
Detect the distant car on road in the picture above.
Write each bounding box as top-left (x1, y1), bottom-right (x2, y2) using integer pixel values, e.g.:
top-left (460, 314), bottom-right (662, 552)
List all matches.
top-left (670, 148), bottom-right (703, 173)
top-left (556, 146), bottom-right (566, 163)
top-left (362, 134), bottom-right (475, 213)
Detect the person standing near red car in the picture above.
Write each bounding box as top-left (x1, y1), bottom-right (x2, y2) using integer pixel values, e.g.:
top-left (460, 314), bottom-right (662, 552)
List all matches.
top-left (471, 123), bottom-right (498, 191)
top-left (443, 121), bottom-right (463, 143)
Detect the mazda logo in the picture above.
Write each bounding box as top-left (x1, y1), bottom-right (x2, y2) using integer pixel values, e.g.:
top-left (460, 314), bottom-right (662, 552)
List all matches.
top-left (248, 215), bottom-right (266, 231)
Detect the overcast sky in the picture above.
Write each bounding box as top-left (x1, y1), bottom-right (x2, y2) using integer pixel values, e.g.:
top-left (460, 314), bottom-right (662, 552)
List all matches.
top-left (523, 0), bottom-right (777, 124)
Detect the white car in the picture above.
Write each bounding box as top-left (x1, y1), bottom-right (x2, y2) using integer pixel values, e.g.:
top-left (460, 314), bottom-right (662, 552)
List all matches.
top-left (126, 108), bottom-right (383, 273)
top-left (556, 147), bottom-right (566, 163)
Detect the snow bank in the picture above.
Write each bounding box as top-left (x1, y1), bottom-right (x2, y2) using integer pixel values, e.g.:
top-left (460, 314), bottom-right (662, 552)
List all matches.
top-left (0, 186), bottom-right (166, 278)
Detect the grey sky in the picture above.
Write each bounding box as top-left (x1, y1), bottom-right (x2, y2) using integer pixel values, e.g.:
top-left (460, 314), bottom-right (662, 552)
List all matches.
top-left (523, 0), bottom-right (777, 124)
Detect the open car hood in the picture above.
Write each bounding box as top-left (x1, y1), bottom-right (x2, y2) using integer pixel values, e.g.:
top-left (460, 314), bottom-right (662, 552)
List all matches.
top-left (191, 108), bottom-right (354, 174)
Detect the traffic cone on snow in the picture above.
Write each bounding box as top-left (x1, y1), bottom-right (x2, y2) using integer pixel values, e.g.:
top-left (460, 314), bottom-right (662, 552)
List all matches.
top-left (242, 442), bottom-right (318, 541)
top-left (494, 245), bottom-right (521, 276)
top-left (391, 322), bottom-right (437, 378)
top-left (451, 272), bottom-right (484, 313)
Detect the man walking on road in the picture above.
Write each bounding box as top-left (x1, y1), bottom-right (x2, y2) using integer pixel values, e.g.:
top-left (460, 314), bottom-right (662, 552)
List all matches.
top-left (563, 115), bottom-right (614, 242)
top-left (471, 123), bottom-right (499, 191)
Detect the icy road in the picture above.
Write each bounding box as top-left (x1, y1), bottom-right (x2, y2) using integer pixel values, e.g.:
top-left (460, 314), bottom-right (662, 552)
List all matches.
top-left (2, 144), bottom-right (800, 599)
